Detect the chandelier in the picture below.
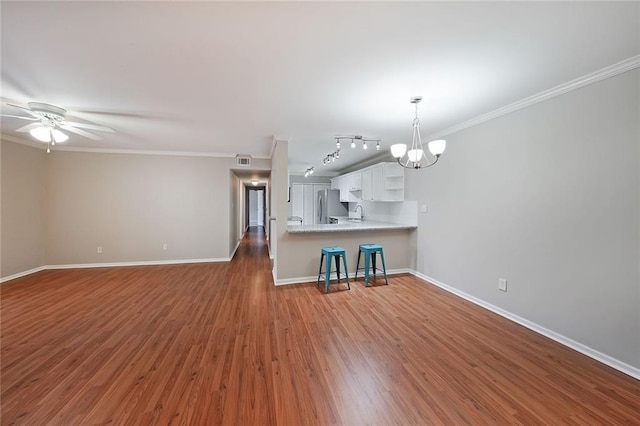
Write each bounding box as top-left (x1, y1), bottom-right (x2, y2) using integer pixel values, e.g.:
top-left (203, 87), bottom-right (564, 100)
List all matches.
top-left (390, 97), bottom-right (446, 169)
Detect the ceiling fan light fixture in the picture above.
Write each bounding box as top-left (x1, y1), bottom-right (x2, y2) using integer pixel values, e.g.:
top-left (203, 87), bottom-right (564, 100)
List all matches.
top-left (29, 126), bottom-right (69, 144)
top-left (52, 129), bottom-right (69, 143)
top-left (29, 126), bottom-right (53, 142)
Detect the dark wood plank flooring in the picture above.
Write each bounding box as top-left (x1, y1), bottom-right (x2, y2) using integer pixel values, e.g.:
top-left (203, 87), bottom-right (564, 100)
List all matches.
top-left (1, 227), bottom-right (639, 424)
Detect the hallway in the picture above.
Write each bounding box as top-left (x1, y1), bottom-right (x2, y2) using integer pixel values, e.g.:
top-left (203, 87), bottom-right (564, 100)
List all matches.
top-left (2, 227), bottom-right (639, 424)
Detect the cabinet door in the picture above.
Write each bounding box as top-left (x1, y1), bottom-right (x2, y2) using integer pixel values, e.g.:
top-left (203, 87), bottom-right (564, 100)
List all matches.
top-left (349, 172), bottom-right (362, 191)
top-left (291, 184), bottom-right (304, 218)
top-left (371, 165), bottom-right (384, 201)
top-left (361, 169), bottom-right (373, 201)
top-left (330, 177), bottom-right (340, 190)
top-left (339, 176), bottom-right (348, 202)
top-left (302, 184), bottom-right (314, 225)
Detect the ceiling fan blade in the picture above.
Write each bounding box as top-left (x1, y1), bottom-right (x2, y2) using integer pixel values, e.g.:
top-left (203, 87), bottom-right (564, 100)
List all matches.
top-left (6, 103), bottom-right (41, 118)
top-left (0, 114), bottom-right (39, 121)
top-left (59, 124), bottom-right (102, 141)
top-left (15, 122), bottom-right (42, 133)
top-left (63, 120), bottom-right (115, 133)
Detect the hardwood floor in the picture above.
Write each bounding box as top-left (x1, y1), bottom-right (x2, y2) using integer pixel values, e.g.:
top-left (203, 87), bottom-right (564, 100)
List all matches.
top-left (2, 227), bottom-right (639, 424)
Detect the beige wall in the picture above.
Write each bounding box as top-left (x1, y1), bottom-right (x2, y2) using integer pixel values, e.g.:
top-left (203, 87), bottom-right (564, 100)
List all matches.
top-left (45, 152), bottom-right (236, 264)
top-left (1, 140), bottom-right (46, 277)
top-left (272, 139), bottom-right (289, 279)
top-left (278, 229), bottom-right (414, 282)
top-left (405, 69), bottom-right (640, 370)
top-left (229, 172), bottom-right (241, 257)
top-left (1, 143), bottom-right (270, 277)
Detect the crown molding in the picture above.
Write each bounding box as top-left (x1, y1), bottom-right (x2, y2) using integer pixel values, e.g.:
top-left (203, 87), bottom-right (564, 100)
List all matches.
top-left (0, 135), bottom-right (271, 159)
top-left (0, 133), bottom-right (46, 149)
top-left (429, 55), bottom-right (640, 140)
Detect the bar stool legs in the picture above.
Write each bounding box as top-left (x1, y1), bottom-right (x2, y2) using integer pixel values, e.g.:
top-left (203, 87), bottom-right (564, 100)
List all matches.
top-left (317, 246), bottom-right (350, 293)
top-left (355, 244), bottom-right (389, 286)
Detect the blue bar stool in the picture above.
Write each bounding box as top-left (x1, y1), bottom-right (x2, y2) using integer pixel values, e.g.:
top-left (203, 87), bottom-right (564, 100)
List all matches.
top-left (355, 244), bottom-right (388, 286)
top-left (317, 246), bottom-right (350, 293)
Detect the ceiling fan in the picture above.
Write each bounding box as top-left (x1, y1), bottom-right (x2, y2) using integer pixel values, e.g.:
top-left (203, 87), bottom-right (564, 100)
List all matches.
top-left (1, 102), bottom-right (115, 150)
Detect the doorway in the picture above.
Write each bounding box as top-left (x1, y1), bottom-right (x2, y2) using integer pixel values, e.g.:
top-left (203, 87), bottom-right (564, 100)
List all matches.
top-left (246, 186), bottom-right (266, 229)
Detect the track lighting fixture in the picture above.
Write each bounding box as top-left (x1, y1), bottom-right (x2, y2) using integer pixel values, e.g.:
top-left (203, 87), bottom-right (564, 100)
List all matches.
top-left (304, 166), bottom-right (315, 177)
top-left (320, 136), bottom-right (382, 166)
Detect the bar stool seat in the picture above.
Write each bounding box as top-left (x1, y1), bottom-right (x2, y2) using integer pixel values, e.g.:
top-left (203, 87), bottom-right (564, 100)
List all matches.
top-left (317, 246), bottom-right (350, 293)
top-left (355, 243), bottom-right (388, 286)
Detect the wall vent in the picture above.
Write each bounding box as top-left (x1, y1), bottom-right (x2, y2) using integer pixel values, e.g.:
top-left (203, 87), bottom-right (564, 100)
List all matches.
top-left (236, 155), bottom-right (251, 166)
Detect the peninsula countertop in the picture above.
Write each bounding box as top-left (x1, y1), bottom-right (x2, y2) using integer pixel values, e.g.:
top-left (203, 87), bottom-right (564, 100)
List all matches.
top-left (286, 220), bottom-right (416, 233)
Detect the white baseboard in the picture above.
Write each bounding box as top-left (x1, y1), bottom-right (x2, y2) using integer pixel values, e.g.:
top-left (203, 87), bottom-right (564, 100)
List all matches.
top-left (274, 268), bottom-right (410, 286)
top-left (230, 240), bottom-right (241, 260)
top-left (0, 266), bottom-right (47, 283)
top-left (1, 257), bottom-right (231, 283)
top-left (410, 270), bottom-right (640, 381)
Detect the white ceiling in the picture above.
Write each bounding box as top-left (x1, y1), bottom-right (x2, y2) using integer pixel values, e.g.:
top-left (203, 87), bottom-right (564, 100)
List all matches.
top-left (1, 2), bottom-right (638, 174)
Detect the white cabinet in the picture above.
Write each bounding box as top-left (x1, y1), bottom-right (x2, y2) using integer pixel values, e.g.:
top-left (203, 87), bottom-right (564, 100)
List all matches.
top-left (371, 164), bottom-right (384, 201)
top-left (361, 169), bottom-right (373, 201)
top-left (332, 162), bottom-right (404, 203)
top-left (341, 173), bottom-right (360, 202)
top-left (380, 163), bottom-right (404, 201)
top-left (302, 184), bottom-right (314, 225)
top-left (291, 183), bottom-right (331, 225)
top-left (347, 172), bottom-right (362, 192)
top-left (332, 175), bottom-right (353, 202)
top-left (330, 176), bottom-right (341, 191)
top-left (291, 184), bottom-right (305, 219)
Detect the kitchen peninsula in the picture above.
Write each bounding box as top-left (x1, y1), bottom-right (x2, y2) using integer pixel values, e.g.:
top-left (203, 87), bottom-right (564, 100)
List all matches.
top-left (277, 162), bottom-right (418, 284)
top-left (287, 219), bottom-right (416, 233)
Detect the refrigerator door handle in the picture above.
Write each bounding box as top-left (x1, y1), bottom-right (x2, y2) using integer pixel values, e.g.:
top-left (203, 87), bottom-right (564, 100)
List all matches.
top-left (318, 192), bottom-right (324, 224)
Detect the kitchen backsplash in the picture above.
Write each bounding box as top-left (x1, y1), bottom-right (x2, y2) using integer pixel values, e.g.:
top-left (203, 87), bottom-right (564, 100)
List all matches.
top-left (348, 201), bottom-right (417, 226)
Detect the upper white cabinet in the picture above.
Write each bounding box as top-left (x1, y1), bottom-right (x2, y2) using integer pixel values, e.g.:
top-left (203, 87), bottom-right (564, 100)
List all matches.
top-left (331, 176), bottom-right (341, 191)
top-left (347, 172), bottom-right (362, 192)
top-left (332, 162), bottom-right (404, 202)
top-left (361, 168), bottom-right (373, 201)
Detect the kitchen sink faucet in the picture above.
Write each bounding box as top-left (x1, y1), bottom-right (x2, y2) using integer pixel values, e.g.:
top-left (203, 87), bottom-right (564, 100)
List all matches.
top-left (354, 204), bottom-right (364, 220)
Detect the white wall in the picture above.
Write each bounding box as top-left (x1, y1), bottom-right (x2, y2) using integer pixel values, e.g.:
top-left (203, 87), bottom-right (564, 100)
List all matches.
top-left (405, 69), bottom-right (639, 370)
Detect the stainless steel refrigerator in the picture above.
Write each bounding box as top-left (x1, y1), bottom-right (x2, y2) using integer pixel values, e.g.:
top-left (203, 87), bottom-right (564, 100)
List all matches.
top-left (316, 189), bottom-right (348, 224)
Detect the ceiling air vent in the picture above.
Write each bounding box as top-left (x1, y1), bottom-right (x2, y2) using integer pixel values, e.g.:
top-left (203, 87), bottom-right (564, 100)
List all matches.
top-left (236, 155), bottom-right (251, 166)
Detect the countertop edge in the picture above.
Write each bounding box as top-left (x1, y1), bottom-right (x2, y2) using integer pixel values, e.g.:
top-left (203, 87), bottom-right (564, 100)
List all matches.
top-left (286, 223), bottom-right (417, 233)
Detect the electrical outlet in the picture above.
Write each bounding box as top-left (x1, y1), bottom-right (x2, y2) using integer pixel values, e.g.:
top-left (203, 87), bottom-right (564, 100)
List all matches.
top-left (420, 204), bottom-right (427, 213)
top-left (498, 278), bottom-right (507, 292)
top-left (97, 246), bottom-right (103, 254)
top-left (163, 243), bottom-right (168, 251)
